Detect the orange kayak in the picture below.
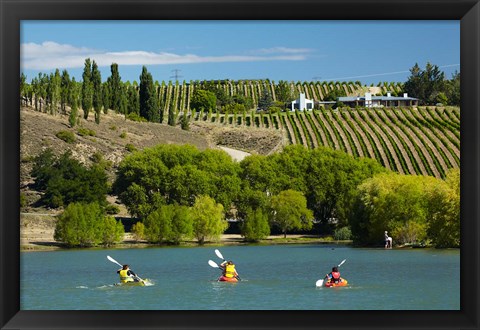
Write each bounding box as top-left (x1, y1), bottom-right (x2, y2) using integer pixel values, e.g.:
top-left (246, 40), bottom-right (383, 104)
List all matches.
top-left (218, 276), bottom-right (238, 282)
top-left (324, 278), bottom-right (348, 287)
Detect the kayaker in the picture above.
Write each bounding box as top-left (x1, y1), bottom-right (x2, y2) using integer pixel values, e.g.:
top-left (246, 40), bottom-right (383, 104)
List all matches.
top-left (324, 266), bottom-right (343, 284)
top-left (220, 260), bottom-right (239, 280)
top-left (117, 264), bottom-right (139, 283)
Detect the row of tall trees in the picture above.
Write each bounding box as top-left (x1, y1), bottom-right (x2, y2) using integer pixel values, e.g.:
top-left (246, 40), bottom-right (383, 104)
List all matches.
top-left (21, 60), bottom-right (460, 128)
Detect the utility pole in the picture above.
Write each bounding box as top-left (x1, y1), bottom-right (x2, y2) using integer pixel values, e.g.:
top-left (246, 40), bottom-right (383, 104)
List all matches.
top-left (170, 69), bottom-right (183, 81)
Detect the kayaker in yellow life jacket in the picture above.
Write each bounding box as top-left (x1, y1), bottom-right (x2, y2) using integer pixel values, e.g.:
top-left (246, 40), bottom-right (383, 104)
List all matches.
top-left (324, 266), bottom-right (343, 284)
top-left (117, 264), bottom-right (139, 283)
top-left (220, 260), bottom-right (239, 279)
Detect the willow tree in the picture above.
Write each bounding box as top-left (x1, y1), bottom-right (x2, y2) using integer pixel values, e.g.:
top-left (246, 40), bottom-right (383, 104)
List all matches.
top-left (269, 189), bottom-right (313, 238)
top-left (191, 195), bottom-right (227, 245)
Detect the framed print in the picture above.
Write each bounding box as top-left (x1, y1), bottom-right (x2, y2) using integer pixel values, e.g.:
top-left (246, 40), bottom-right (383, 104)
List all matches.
top-left (1, 0), bottom-right (479, 329)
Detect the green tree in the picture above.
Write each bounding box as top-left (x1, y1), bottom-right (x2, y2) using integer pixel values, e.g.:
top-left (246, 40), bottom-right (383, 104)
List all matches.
top-left (241, 207), bottom-right (270, 242)
top-left (257, 88), bottom-right (273, 111)
top-left (445, 71), bottom-right (460, 106)
top-left (426, 169), bottom-right (460, 248)
top-left (171, 204), bottom-right (194, 244)
top-left (269, 189), bottom-right (313, 238)
top-left (275, 80), bottom-right (294, 106)
top-left (190, 89), bottom-right (216, 112)
top-left (60, 70), bottom-right (71, 114)
top-left (102, 216), bottom-right (125, 247)
top-left (168, 100), bottom-right (176, 126)
top-left (102, 81), bottom-right (111, 112)
top-left (54, 202), bottom-right (105, 247)
top-left (131, 221), bottom-right (146, 241)
top-left (403, 62), bottom-right (446, 105)
top-left (351, 173), bottom-right (441, 246)
top-left (127, 85), bottom-right (140, 115)
top-left (108, 63), bottom-right (123, 113)
top-left (68, 77), bottom-right (80, 127)
top-left (46, 69), bottom-right (61, 115)
top-left (91, 60), bottom-right (103, 124)
top-left (139, 66), bottom-right (159, 121)
top-left (81, 58), bottom-right (93, 119)
top-left (31, 149), bottom-right (109, 208)
top-left (143, 204), bottom-right (175, 243)
top-left (181, 112), bottom-right (190, 130)
top-left (191, 195), bottom-right (227, 245)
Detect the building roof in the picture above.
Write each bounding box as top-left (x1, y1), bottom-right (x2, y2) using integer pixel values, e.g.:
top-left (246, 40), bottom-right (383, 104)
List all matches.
top-left (338, 95), bottom-right (418, 102)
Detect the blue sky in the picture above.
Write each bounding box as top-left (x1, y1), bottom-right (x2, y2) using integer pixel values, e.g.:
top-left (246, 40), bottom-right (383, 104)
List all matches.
top-left (20, 21), bottom-right (460, 85)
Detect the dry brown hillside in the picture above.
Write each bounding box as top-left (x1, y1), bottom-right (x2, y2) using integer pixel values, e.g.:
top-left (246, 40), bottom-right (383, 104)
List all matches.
top-left (20, 106), bottom-right (284, 211)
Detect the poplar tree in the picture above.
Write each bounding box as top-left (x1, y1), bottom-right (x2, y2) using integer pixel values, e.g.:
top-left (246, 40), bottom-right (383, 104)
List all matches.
top-left (91, 60), bottom-right (103, 124)
top-left (108, 63), bottom-right (123, 113)
top-left (60, 70), bottom-right (71, 114)
top-left (68, 77), bottom-right (79, 127)
top-left (139, 66), bottom-right (159, 122)
top-left (81, 58), bottom-right (93, 119)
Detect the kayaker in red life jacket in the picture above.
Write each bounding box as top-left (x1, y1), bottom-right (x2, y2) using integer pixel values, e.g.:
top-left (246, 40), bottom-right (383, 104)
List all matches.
top-left (325, 266), bottom-right (343, 284)
top-left (220, 260), bottom-right (239, 280)
top-left (117, 264), bottom-right (139, 283)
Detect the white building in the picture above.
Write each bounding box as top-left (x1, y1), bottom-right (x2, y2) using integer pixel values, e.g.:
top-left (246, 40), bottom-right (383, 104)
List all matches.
top-left (291, 93), bottom-right (314, 111)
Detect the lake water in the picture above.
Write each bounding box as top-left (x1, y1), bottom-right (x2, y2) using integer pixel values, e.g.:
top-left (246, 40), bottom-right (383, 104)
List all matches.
top-left (20, 244), bottom-right (459, 310)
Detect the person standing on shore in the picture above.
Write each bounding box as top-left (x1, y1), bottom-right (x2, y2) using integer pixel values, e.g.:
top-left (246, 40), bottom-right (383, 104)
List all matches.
top-left (385, 231), bottom-right (392, 249)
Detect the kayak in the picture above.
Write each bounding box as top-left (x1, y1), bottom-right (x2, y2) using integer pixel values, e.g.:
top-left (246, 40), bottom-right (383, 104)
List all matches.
top-left (324, 278), bottom-right (348, 288)
top-left (218, 275), bottom-right (238, 282)
top-left (115, 279), bottom-right (151, 286)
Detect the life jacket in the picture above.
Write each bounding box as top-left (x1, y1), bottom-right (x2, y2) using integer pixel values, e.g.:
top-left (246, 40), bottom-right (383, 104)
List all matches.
top-left (331, 271), bottom-right (341, 283)
top-left (224, 264), bottom-right (236, 278)
top-left (119, 269), bottom-right (134, 283)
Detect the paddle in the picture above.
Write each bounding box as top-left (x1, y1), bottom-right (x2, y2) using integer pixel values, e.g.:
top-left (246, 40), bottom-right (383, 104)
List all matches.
top-left (316, 259), bottom-right (347, 287)
top-left (208, 260), bottom-right (220, 268)
top-left (107, 255), bottom-right (145, 284)
top-left (213, 249), bottom-right (241, 281)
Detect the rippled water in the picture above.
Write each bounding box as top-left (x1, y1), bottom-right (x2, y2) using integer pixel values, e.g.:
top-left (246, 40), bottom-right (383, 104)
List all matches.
top-left (20, 244), bottom-right (459, 310)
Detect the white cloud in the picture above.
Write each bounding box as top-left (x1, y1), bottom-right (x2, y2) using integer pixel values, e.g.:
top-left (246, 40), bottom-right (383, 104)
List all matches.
top-left (21, 41), bottom-right (310, 70)
top-left (252, 47), bottom-right (313, 55)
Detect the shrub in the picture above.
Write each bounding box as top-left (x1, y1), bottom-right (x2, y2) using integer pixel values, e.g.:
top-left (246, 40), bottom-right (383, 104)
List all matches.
top-left (333, 227), bottom-right (352, 241)
top-left (54, 202), bottom-right (124, 247)
top-left (126, 112), bottom-right (147, 122)
top-left (131, 222), bottom-right (146, 241)
top-left (105, 204), bottom-right (120, 215)
top-left (241, 208), bottom-right (270, 242)
top-left (77, 127), bottom-right (96, 137)
top-left (120, 132), bottom-right (127, 138)
top-left (125, 143), bottom-right (137, 152)
top-left (102, 216), bottom-right (125, 247)
top-left (55, 130), bottom-right (76, 143)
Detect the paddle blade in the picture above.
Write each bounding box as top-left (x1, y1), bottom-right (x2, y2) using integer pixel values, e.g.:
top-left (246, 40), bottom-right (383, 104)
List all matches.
top-left (214, 249), bottom-right (224, 260)
top-left (208, 260), bottom-right (219, 268)
top-left (316, 279), bottom-right (324, 287)
top-left (107, 255), bottom-right (123, 267)
top-left (338, 259), bottom-right (347, 267)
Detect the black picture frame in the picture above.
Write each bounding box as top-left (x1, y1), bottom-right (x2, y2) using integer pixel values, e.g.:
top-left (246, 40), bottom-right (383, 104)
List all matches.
top-left (1, 0), bottom-right (478, 329)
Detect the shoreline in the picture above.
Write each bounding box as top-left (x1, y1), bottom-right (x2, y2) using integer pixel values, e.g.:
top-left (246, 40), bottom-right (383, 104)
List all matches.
top-left (20, 233), bottom-right (347, 252)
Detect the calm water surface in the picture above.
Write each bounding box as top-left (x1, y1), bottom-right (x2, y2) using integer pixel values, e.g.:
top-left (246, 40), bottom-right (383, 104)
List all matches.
top-left (21, 244), bottom-right (459, 310)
